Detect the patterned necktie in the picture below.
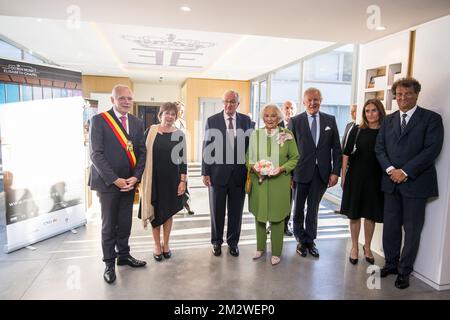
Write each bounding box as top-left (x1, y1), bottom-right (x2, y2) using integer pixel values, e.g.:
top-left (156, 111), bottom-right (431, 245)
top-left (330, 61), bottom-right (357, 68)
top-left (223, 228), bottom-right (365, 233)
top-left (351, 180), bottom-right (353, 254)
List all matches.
top-left (311, 114), bottom-right (317, 145)
top-left (401, 113), bottom-right (407, 134)
top-left (227, 117), bottom-right (234, 145)
top-left (120, 115), bottom-right (127, 133)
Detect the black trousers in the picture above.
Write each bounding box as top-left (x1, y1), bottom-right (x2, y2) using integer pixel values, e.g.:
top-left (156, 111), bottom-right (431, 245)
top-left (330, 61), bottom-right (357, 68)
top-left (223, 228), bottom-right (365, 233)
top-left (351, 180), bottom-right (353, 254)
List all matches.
top-left (284, 188), bottom-right (293, 228)
top-left (293, 166), bottom-right (327, 245)
top-left (383, 189), bottom-right (426, 275)
top-left (209, 179), bottom-right (245, 247)
top-left (98, 191), bottom-right (135, 265)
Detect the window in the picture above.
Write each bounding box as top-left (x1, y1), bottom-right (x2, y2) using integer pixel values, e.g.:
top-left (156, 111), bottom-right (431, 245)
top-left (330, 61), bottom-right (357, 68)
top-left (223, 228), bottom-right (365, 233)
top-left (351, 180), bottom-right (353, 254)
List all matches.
top-left (33, 86), bottom-right (43, 100)
top-left (303, 44), bottom-right (354, 136)
top-left (270, 63), bottom-right (300, 110)
top-left (21, 85), bottom-right (33, 101)
top-left (52, 88), bottom-right (62, 98)
top-left (43, 87), bottom-right (52, 99)
top-left (23, 51), bottom-right (44, 64)
top-left (6, 83), bottom-right (20, 103)
top-left (0, 82), bottom-right (5, 104)
top-left (0, 40), bottom-right (21, 60)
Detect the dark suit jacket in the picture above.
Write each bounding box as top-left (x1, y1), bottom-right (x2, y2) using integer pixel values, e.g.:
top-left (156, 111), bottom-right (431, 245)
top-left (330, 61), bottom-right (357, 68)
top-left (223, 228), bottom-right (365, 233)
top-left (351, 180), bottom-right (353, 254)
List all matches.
top-left (375, 106), bottom-right (444, 198)
top-left (201, 111), bottom-right (252, 187)
top-left (288, 111), bottom-right (342, 184)
top-left (89, 108), bottom-right (146, 193)
top-left (341, 121), bottom-right (355, 149)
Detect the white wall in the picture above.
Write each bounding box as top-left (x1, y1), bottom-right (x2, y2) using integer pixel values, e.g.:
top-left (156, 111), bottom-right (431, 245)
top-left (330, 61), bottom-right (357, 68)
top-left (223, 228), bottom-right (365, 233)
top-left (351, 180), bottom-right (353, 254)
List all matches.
top-left (356, 30), bottom-right (410, 257)
top-left (411, 15), bottom-right (450, 289)
top-left (133, 83), bottom-right (181, 103)
top-left (90, 93), bottom-right (112, 113)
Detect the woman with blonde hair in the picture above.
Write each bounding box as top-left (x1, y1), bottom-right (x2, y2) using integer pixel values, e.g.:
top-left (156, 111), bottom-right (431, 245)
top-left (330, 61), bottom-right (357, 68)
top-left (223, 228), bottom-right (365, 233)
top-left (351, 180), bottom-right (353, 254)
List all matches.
top-left (247, 104), bottom-right (299, 265)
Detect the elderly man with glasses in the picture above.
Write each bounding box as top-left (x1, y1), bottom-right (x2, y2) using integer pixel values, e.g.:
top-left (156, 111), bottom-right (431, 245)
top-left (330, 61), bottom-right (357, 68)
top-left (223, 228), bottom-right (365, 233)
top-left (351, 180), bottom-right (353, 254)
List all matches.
top-left (201, 90), bottom-right (253, 257)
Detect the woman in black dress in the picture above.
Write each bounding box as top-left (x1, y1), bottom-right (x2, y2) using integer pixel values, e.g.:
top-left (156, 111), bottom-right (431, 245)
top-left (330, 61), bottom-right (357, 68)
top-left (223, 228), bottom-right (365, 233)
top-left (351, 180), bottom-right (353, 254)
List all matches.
top-left (340, 99), bottom-right (386, 265)
top-left (140, 102), bottom-right (187, 261)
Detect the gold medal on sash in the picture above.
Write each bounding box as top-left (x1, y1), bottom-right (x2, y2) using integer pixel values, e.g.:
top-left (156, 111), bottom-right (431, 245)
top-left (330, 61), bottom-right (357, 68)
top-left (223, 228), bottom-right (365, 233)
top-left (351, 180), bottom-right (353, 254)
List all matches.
top-left (127, 140), bottom-right (134, 152)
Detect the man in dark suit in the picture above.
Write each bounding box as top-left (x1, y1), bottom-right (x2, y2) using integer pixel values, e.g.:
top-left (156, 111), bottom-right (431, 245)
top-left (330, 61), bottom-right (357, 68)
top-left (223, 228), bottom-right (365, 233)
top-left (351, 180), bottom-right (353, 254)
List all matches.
top-left (341, 104), bottom-right (357, 149)
top-left (278, 100), bottom-right (297, 236)
top-left (202, 90), bottom-right (252, 257)
top-left (89, 85), bottom-right (147, 284)
top-left (288, 88), bottom-right (342, 258)
top-left (375, 77), bottom-right (444, 289)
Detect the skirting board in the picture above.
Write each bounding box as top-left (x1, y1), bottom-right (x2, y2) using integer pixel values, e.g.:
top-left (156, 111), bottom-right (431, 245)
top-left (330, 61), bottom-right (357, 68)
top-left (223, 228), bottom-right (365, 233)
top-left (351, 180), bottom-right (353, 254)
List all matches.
top-left (412, 271), bottom-right (450, 291)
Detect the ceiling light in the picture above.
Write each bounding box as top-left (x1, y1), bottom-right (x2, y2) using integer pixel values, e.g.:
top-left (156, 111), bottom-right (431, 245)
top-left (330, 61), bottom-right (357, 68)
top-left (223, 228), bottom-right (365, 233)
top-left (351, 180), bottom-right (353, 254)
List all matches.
top-left (180, 6), bottom-right (191, 12)
top-left (375, 26), bottom-right (386, 31)
top-left (36, 18), bottom-right (42, 23)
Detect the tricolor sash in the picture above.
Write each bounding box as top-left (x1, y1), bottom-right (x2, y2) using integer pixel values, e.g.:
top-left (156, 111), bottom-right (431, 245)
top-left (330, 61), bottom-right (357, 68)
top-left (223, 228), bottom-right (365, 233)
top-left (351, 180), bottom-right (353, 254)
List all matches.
top-left (101, 111), bottom-right (137, 169)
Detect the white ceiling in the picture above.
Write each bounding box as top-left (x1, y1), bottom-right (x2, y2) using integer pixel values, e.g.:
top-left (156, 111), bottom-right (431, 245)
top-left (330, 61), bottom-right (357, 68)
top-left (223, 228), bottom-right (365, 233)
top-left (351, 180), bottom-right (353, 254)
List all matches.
top-left (1, 0), bottom-right (449, 84)
top-left (0, 16), bottom-right (333, 83)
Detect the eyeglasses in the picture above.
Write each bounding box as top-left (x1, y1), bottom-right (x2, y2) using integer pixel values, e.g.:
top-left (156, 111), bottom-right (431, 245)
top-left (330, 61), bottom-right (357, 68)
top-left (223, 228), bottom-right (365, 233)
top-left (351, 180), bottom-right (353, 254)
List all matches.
top-left (117, 96), bottom-right (133, 102)
top-left (223, 100), bottom-right (237, 105)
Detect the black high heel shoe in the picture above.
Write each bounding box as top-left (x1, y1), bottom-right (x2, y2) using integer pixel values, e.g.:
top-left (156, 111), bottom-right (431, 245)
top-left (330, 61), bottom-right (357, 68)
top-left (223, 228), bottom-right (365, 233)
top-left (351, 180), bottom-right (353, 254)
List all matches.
top-left (349, 248), bottom-right (358, 265)
top-left (363, 245), bottom-right (375, 265)
top-left (163, 250), bottom-right (172, 259)
top-left (349, 256), bottom-right (358, 265)
top-left (153, 252), bottom-right (163, 262)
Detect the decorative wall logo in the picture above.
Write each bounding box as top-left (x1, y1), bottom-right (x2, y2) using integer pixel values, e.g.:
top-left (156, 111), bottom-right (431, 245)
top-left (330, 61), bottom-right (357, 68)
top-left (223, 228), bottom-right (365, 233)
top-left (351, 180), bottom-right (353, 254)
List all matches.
top-left (122, 33), bottom-right (215, 51)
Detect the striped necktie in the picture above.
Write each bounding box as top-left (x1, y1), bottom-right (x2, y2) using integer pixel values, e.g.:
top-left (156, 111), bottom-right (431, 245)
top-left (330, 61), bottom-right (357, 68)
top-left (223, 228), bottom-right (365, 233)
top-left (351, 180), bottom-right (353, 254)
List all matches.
top-left (401, 113), bottom-right (407, 134)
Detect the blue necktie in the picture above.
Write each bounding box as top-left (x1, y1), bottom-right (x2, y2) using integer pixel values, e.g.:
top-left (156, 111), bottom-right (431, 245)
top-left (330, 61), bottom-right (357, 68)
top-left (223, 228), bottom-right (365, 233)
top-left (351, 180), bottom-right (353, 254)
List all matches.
top-left (311, 115), bottom-right (317, 145)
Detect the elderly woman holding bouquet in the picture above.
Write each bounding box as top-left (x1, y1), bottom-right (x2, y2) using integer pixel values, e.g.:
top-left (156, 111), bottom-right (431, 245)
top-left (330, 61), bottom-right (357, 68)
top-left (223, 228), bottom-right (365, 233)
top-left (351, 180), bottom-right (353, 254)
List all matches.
top-left (247, 104), bottom-right (299, 265)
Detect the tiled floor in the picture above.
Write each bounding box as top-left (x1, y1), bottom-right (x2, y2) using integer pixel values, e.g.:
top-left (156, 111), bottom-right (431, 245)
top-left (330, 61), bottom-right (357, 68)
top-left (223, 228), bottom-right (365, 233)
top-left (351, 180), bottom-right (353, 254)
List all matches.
top-left (1, 172), bottom-right (449, 300)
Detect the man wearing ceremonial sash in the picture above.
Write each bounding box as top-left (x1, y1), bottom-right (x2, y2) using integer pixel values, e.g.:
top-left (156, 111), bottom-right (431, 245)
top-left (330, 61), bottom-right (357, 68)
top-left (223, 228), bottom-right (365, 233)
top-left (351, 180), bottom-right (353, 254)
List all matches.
top-left (89, 85), bottom-right (147, 284)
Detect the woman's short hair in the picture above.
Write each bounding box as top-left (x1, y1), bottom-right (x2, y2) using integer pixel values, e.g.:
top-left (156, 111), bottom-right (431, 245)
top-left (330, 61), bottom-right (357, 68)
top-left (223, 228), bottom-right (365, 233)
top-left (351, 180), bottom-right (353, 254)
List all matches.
top-left (360, 99), bottom-right (386, 128)
top-left (158, 102), bottom-right (179, 121)
top-left (260, 103), bottom-right (284, 123)
top-left (392, 77), bottom-right (421, 95)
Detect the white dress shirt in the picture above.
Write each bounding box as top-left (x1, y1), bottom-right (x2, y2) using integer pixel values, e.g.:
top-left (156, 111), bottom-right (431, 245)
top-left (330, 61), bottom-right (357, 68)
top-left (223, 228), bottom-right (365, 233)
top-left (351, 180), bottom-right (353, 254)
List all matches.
top-left (399, 105), bottom-right (417, 127)
top-left (223, 112), bottom-right (236, 137)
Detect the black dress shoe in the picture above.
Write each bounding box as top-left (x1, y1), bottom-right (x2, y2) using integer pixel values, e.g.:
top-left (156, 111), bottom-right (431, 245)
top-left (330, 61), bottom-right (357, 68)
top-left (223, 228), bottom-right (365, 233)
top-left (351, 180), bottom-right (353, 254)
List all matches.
top-left (308, 243), bottom-right (320, 258)
top-left (187, 210), bottom-right (195, 215)
top-left (296, 243), bottom-right (308, 257)
top-left (117, 256), bottom-right (147, 267)
top-left (363, 245), bottom-right (375, 265)
top-left (103, 265), bottom-right (116, 284)
top-left (284, 228), bottom-right (294, 237)
top-left (212, 245), bottom-right (222, 256)
top-left (163, 251), bottom-right (172, 259)
top-left (395, 274), bottom-right (410, 289)
top-left (229, 246), bottom-right (239, 257)
top-left (349, 256), bottom-right (358, 265)
top-left (380, 266), bottom-right (398, 278)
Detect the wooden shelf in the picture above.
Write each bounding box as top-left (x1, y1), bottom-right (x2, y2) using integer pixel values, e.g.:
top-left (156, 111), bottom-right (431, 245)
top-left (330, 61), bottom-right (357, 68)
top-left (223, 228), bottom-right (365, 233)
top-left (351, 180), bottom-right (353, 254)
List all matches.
top-left (363, 62), bottom-right (404, 112)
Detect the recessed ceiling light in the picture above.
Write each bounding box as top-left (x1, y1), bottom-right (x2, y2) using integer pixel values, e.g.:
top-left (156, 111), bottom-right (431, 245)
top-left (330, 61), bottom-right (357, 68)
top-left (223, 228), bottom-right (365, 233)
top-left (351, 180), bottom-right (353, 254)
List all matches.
top-left (375, 26), bottom-right (386, 31)
top-left (36, 18), bottom-right (42, 23)
top-left (180, 6), bottom-right (191, 12)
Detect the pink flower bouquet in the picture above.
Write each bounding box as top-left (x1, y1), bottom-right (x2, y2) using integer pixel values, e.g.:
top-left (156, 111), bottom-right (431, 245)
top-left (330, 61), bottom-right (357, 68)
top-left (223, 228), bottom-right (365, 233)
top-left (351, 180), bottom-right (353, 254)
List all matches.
top-left (253, 159), bottom-right (274, 183)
